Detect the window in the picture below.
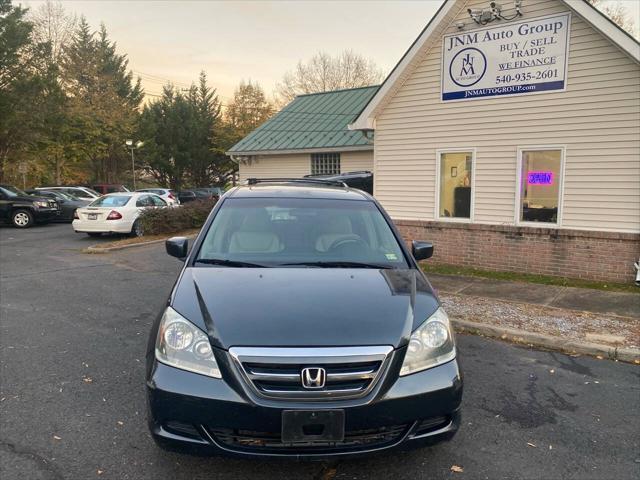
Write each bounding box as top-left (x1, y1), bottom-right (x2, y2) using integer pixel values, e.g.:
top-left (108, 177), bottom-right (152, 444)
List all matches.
top-left (136, 195), bottom-right (155, 207)
top-left (437, 151), bottom-right (474, 220)
top-left (90, 195), bottom-right (131, 207)
top-left (311, 153), bottom-right (340, 175)
top-left (150, 195), bottom-right (167, 207)
top-left (0, 185), bottom-right (27, 198)
top-left (518, 148), bottom-right (563, 224)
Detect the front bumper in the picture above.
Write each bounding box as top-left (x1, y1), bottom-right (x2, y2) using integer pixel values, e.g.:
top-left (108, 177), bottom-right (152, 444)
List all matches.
top-left (33, 208), bottom-right (58, 221)
top-left (146, 358), bottom-right (462, 459)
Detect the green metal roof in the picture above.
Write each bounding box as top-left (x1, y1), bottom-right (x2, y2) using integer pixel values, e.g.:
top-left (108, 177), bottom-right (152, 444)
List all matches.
top-left (227, 85), bottom-right (379, 154)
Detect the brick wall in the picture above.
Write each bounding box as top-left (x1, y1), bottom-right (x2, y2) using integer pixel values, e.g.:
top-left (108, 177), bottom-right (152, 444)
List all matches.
top-left (395, 220), bottom-right (640, 284)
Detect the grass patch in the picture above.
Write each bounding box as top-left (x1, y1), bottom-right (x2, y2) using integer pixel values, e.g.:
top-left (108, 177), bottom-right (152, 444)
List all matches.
top-left (421, 263), bottom-right (639, 294)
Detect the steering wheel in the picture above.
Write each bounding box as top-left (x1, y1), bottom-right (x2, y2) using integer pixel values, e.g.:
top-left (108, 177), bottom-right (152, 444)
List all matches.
top-left (328, 236), bottom-right (368, 252)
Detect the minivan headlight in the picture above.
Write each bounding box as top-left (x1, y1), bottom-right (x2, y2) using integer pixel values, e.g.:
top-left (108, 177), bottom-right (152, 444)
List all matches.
top-left (155, 307), bottom-right (221, 378)
top-left (400, 307), bottom-right (456, 376)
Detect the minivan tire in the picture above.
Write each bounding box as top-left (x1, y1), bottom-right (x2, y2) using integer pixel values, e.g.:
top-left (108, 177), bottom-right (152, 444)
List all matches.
top-left (11, 209), bottom-right (34, 228)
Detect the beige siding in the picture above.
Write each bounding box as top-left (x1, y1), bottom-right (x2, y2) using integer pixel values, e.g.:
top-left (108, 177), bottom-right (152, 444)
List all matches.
top-left (238, 150), bottom-right (374, 182)
top-left (374, 0), bottom-right (640, 233)
top-left (238, 154), bottom-right (311, 182)
top-left (340, 151), bottom-right (374, 172)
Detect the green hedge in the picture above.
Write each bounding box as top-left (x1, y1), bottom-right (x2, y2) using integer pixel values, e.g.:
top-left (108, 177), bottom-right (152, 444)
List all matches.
top-left (138, 199), bottom-right (217, 235)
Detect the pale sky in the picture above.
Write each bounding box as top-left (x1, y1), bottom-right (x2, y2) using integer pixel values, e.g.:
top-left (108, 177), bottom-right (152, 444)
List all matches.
top-left (23, 0), bottom-right (640, 104)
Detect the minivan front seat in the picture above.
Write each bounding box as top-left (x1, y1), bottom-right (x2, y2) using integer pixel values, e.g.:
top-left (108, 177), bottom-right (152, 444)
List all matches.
top-left (228, 210), bottom-right (283, 254)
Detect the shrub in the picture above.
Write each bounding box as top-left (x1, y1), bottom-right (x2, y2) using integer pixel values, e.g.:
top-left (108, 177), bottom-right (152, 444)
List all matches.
top-left (138, 199), bottom-right (217, 235)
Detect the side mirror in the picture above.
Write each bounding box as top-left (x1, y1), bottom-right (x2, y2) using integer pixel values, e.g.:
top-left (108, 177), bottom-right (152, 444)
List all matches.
top-left (166, 237), bottom-right (188, 260)
top-left (412, 240), bottom-right (434, 261)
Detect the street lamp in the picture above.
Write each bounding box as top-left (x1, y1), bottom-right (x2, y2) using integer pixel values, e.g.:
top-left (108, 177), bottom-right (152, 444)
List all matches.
top-left (125, 139), bottom-right (144, 190)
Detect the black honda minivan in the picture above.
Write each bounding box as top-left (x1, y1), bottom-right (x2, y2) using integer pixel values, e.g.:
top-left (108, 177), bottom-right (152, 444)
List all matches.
top-left (146, 179), bottom-right (462, 458)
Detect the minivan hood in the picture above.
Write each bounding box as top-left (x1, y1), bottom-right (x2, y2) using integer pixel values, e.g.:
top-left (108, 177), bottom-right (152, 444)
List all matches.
top-left (171, 268), bottom-right (440, 349)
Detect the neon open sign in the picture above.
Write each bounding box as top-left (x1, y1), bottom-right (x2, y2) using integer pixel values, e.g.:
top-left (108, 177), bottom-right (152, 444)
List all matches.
top-left (527, 171), bottom-right (554, 185)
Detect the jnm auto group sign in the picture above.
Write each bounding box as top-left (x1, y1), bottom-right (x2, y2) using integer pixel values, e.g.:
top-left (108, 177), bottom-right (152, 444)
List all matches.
top-left (441, 12), bottom-right (571, 101)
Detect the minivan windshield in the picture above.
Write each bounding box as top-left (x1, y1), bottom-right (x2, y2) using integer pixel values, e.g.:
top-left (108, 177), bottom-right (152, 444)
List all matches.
top-left (196, 198), bottom-right (408, 269)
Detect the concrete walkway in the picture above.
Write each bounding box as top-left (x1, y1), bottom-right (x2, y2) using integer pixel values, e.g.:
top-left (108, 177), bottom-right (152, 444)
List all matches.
top-left (428, 273), bottom-right (639, 319)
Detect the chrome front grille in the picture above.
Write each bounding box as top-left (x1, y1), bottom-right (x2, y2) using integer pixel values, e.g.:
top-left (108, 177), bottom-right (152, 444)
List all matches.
top-left (229, 346), bottom-right (393, 401)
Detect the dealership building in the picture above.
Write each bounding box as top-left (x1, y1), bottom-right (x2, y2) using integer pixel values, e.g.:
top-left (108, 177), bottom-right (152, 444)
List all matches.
top-left (231, 0), bottom-right (640, 284)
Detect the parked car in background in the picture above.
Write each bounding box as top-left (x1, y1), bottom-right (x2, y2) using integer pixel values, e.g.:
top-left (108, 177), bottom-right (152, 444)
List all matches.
top-left (136, 188), bottom-right (180, 206)
top-left (177, 190), bottom-right (197, 204)
top-left (90, 184), bottom-right (130, 195)
top-left (192, 189), bottom-right (218, 200)
top-left (36, 186), bottom-right (100, 202)
top-left (26, 189), bottom-right (89, 222)
top-left (195, 187), bottom-right (224, 200)
top-left (305, 171), bottom-right (373, 194)
top-left (0, 184), bottom-right (59, 228)
top-left (73, 192), bottom-right (167, 237)
top-left (147, 179), bottom-right (461, 457)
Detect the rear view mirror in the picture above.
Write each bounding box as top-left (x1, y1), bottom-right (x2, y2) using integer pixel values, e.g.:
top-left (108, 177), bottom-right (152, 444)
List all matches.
top-left (412, 240), bottom-right (434, 261)
top-left (166, 237), bottom-right (188, 260)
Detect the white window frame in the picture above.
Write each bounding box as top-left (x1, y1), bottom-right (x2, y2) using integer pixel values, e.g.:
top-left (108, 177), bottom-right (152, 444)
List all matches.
top-left (434, 148), bottom-right (476, 223)
top-left (515, 146), bottom-right (566, 227)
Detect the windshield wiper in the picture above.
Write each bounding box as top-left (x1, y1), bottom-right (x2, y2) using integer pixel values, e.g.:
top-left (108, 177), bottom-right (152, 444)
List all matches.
top-left (280, 261), bottom-right (393, 269)
top-left (195, 258), bottom-right (269, 268)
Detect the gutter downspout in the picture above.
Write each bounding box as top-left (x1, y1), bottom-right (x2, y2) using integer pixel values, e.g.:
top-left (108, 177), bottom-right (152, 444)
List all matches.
top-left (227, 154), bottom-right (242, 186)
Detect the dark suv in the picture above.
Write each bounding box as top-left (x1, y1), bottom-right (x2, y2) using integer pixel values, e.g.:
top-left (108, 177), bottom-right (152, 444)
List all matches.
top-left (146, 179), bottom-right (462, 458)
top-left (0, 184), bottom-right (59, 228)
top-left (305, 171), bottom-right (373, 194)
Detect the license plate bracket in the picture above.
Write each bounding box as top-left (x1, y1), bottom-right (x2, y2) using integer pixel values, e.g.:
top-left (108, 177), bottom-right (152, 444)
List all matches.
top-left (281, 410), bottom-right (345, 443)
top-left (88, 213), bottom-right (97, 220)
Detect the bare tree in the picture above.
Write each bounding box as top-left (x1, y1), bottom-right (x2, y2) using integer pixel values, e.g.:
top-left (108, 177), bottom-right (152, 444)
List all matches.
top-left (30, 0), bottom-right (77, 63)
top-left (226, 80), bottom-right (274, 136)
top-left (275, 50), bottom-right (384, 105)
top-left (586, 0), bottom-right (637, 38)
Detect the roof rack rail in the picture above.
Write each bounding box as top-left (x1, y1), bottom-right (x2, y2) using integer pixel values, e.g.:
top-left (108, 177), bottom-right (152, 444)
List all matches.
top-left (245, 178), bottom-right (348, 188)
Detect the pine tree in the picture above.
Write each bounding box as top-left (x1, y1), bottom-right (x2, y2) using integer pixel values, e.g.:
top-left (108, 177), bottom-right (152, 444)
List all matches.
top-left (138, 72), bottom-right (234, 189)
top-left (62, 18), bottom-right (142, 183)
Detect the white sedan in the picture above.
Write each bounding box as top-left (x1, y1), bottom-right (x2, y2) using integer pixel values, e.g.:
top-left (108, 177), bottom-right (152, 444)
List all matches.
top-left (135, 188), bottom-right (180, 206)
top-left (72, 192), bottom-right (167, 237)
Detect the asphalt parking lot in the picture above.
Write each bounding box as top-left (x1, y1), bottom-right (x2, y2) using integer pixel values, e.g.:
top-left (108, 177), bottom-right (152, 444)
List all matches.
top-left (1, 223), bottom-right (639, 480)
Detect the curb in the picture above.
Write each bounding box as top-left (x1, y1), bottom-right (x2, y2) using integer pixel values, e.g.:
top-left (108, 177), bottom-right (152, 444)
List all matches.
top-left (452, 318), bottom-right (640, 363)
top-left (84, 234), bottom-right (198, 254)
top-left (85, 238), bottom-right (167, 253)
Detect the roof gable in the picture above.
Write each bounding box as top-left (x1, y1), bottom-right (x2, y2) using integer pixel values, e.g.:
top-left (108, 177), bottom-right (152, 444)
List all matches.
top-left (228, 86), bottom-right (378, 155)
top-left (350, 0), bottom-right (640, 130)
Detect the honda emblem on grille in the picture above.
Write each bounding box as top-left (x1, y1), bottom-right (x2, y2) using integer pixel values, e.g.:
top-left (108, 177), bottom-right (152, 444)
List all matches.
top-left (301, 367), bottom-right (326, 389)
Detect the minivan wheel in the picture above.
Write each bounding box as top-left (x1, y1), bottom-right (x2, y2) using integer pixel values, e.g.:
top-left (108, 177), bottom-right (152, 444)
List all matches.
top-left (131, 220), bottom-right (143, 237)
top-left (11, 209), bottom-right (34, 228)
